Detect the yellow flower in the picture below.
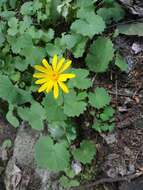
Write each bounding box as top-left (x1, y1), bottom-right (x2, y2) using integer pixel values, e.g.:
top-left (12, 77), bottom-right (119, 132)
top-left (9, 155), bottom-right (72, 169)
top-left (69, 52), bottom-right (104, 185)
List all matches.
top-left (33, 54), bottom-right (76, 99)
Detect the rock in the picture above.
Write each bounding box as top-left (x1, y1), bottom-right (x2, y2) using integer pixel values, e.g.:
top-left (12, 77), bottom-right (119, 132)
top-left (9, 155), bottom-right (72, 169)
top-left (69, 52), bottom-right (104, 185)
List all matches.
top-left (118, 0), bottom-right (143, 16)
top-left (104, 153), bottom-right (127, 178)
top-left (132, 43), bottom-right (143, 54)
top-left (101, 133), bottom-right (117, 145)
top-left (72, 160), bottom-right (82, 175)
top-left (4, 124), bottom-right (64, 190)
top-left (119, 180), bottom-right (143, 190)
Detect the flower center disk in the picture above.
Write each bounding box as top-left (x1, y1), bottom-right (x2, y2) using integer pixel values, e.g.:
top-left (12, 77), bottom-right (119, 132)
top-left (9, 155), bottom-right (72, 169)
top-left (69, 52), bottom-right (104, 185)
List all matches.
top-left (52, 72), bottom-right (59, 81)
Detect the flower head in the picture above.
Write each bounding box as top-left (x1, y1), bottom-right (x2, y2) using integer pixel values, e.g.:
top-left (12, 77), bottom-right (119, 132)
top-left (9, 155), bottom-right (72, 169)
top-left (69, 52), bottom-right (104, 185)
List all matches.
top-left (33, 54), bottom-right (76, 99)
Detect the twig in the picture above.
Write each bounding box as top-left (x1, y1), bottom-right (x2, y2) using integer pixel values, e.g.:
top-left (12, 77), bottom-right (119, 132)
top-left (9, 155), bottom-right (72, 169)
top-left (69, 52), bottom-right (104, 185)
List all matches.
top-left (133, 145), bottom-right (143, 166)
top-left (108, 90), bottom-right (133, 97)
top-left (71, 172), bottom-right (143, 190)
top-left (109, 90), bottom-right (143, 98)
top-left (106, 17), bottom-right (143, 29)
top-left (115, 79), bottom-right (118, 102)
top-left (132, 83), bottom-right (143, 98)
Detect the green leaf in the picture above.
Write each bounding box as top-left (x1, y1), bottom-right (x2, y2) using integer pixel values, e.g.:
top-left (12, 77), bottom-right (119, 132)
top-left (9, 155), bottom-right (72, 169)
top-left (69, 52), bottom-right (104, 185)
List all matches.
top-left (92, 121), bottom-right (115, 132)
top-left (73, 37), bottom-right (87, 58)
top-left (92, 121), bottom-right (102, 132)
top-left (42, 94), bottom-right (67, 122)
top-left (57, 0), bottom-right (72, 18)
top-left (19, 16), bottom-right (32, 34)
top-left (46, 43), bottom-right (63, 57)
top-left (59, 176), bottom-right (79, 188)
top-left (76, 0), bottom-right (95, 8)
top-left (86, 37), bottom-right (114, 72)
top-left (103, 0), bottom-right (114, 3)
top-left (7, 34), bottom-right (33, 54)
top-left (64, 167), bottom-right (76, 178)
top-left (0, 74), bottom-right (32, 104)
top-left (77, 6), bottom-right (94, 20)
top-left (88, 87), bottom-right (111, 109)
top-left (107, 123), bottom-right (115, 130)
top-left (35, 136), bottom-right (70, 171)
top-left (8, 17), bottom-right (18, 27)
top-left (60, 34), bottom-right (79, 49)
top-left (65, 123), bottom-right (77, 143)
top-left (68, 69), bottom-right (92, 89)
top-left (72, 140), bottom-right (96, 164)
top-left (33, 0), bottom-right (42, 12)
top-left (100, 106), bottom-right (115, 121)
top-left (63, 90), bottom-right (87, 117)
top-left (118, 23), bottom-right (143, 36)
top-left (20, 1), bottom-right (34, 15)
top-left (22, 46), bottom-right (45, 66)
top-left (115, 53), bottom-right (128, 71)
top-left (97, 3), bottom-right (125, 24)
top-left (13, 56), bottom-right (28, 71)
top-left (0, 32), bottom-right (5, 47)
top-left (71, 14), bottom-right (105, 38)
top-left (50, 0), bottom-right (61, 21)
top-left (7, 17), bottom-right (19, 36)
top-left (9, 71), bottom-right (21, 83)
top-left (41, 28), bottom-right (55, 42)
top-left (0, 11), bottom-right (15, 19)
top-left (17, 102), bottom-right (45, 130)
top-left (16, 89), bottom-right (33, 104)
top-left (2, 139), bottom-right (12, 148)
top-left (48, 121), bottom-right (76, 142)
top-left (6, 105), bottom-right (19, 127)
top-left (60, 33), bottom-right (88, 58)
top-left (9, 0), bottom-right (17, 8)
top-left (77, 92), bottom-right (88, 100)
top-left (48, 122), bottom-right (65, 139)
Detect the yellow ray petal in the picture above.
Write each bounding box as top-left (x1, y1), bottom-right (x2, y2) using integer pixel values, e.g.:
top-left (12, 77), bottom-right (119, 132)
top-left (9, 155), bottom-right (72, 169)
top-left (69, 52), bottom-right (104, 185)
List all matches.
top-left (42, 59), bottom-right (52, 72)
top-left (52, 54), bottom-right (58, 71)
top-left (35, 78), bottom-right (48, 84)
top-left (53, 82), bottom-right (59, 99)
top-left (60, 60), bottom-right (72, 73)
top-left (38, 82), bottom-right (49, 93)
top-left (34, 65), bottom-right (49, 74)
top-left (59, 73), bottom-right (76, 81)
top-left (56, 57), bottom-right (65, 71)
top-left (58, 81), bottom-right (69, 93)
top-left (33, 73), bottom-right (47, 78)
top-left (46, 80), bottom-right (54, 93)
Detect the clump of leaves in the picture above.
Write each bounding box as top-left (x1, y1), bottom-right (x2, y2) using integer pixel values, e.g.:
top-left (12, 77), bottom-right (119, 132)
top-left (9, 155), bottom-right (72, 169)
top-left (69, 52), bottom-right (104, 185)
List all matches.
top-left (86, 37), bottom-right (114, 72)
top-left (89, 87), bottom-right (115, 132)
top-left (59, 176), bottom-right (79, 189)
top-left (35, 136), bottom-right (70, 171)
top-left (0, 0), bottom-right (127, 188)
top-left (72, 140), bottom-right (96, 164)
top-left (89, 87), bottom-right (111, 109)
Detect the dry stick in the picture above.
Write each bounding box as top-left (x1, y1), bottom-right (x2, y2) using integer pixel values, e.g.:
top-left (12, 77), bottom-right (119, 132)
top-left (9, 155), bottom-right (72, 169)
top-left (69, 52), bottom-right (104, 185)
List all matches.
top-left (106, 17), bottom-right (143, 29)
top-left (71, 172), bottom-right (143, 190)
top-left (115, 78), bottom-right (118, 102)
top-left (108, 89), bottom-right (143, 98)
top-left (108, 90), bottom-right (133, 97)
top-left (133, 145), bottom-right (143, 166)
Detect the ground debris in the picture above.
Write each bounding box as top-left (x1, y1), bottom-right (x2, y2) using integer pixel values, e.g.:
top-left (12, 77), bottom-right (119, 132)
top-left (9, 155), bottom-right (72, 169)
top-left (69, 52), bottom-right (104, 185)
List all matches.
top-left (118, 0), bottom-right (143, 16)
top-left (4, 124), bottom-right (64, 190)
